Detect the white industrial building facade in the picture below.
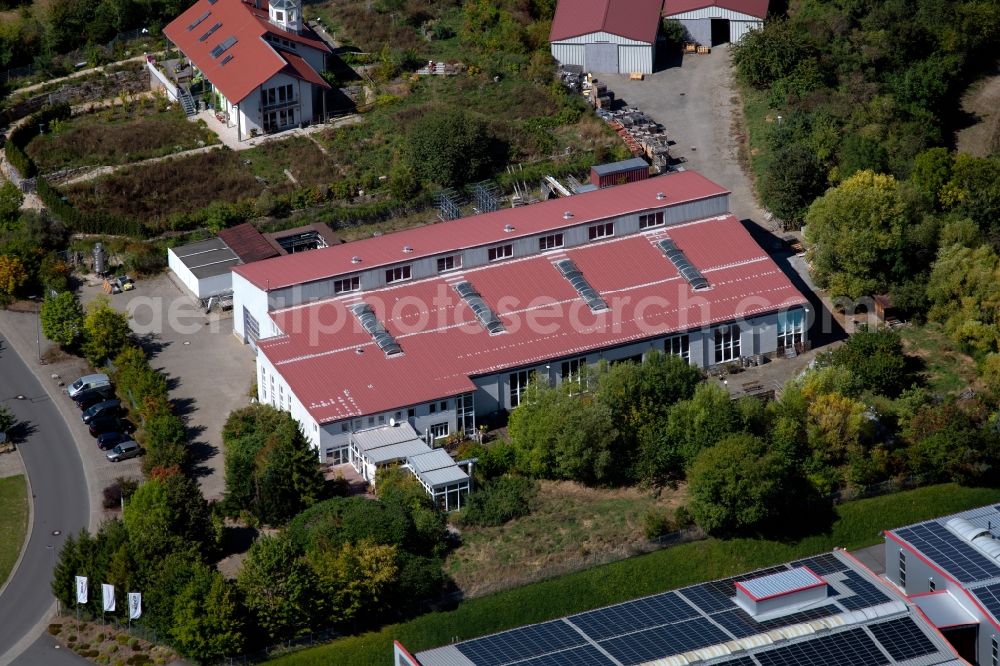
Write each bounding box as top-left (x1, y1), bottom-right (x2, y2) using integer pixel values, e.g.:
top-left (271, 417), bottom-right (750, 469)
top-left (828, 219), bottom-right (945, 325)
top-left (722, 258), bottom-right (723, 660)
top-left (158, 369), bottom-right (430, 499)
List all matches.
top-left (549, 0), bottom-right (663, 74)
top-left (663, 0), bottom-right (768, 45)
top-left (230, 171), bottom-right (810, 480)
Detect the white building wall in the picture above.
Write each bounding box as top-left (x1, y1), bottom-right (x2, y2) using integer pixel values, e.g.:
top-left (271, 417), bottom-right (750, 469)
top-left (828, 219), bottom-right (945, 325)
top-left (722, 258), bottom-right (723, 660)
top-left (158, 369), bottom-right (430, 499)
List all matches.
top-left (729, 21), bottom-right (762, 43)
top-left (232, 271), bottom-right (272, 341)
top-left (257, 348), bottom-right (321, 451)
top-left (551, 43), bottom-right (586, 68)
top-left (297, 44), bottom-right (326, 75)
top-left (618, 45), bottom-right (654, 74)
top-left (665, 7), bottom-right (762, 21)
top-left (167, 249), bottom-right (202, 297)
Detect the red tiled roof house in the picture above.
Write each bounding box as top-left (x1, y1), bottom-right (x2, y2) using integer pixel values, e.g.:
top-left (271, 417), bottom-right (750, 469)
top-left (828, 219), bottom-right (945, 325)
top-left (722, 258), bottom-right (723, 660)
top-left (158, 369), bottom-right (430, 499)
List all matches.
top-left (160, 0), bottom-right (330, 141)
top-left (549, 0), bottom-right (664, 74)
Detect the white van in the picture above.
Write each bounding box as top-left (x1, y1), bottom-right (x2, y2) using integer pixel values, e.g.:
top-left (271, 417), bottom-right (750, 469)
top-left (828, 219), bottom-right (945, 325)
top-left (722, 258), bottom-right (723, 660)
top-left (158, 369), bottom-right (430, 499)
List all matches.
top-left (68, 373), bottom-right (111, 398)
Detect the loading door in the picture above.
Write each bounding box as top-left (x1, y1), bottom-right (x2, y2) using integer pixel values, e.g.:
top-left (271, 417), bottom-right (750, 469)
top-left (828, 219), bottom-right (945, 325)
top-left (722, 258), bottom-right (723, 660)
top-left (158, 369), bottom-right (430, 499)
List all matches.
top-left (585, 42), bottom-right (619, 73)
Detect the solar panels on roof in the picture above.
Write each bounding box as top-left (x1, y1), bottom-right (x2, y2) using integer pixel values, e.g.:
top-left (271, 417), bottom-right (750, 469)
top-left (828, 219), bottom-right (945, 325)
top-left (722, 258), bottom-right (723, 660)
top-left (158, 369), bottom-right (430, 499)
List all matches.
top-left (894, 521), bottom-right (1000, 583)
top-left (657, 238), bottom-right (709, 290)
top-left (210, 36), bottom-right (237, 58)
top-left (187, 10), bottom-right (211, 31)
top-left (555, 259), bottom-right (607, 312)
top-left (868, 617), bottom-right (938, 662)
top-left (453, 281), bottom-right (505, 335)
top-left (198, 21), bottom-right (221, 42)
top-left (350, 303), bottom-right (402, 356)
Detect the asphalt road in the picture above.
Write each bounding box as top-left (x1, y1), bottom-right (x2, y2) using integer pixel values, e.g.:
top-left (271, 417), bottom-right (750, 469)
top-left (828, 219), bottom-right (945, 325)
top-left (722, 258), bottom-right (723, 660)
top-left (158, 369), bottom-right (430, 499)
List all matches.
top-left (0, 336), bottom-right (90, 664)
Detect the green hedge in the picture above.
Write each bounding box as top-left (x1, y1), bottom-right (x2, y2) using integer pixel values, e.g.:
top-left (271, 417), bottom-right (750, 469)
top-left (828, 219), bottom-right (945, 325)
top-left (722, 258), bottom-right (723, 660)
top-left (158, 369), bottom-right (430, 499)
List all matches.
top-left (8, 103), bottom-right (72, 178)
top-left (268, 483), bottom-right (1000, 666)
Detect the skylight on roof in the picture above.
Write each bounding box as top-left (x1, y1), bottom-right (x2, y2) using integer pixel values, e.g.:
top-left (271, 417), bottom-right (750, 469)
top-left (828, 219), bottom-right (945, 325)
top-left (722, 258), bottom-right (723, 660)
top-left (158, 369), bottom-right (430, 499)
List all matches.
top-left (657, 238), bottom-right (709, 290)
top-left (210, 36), bottom-right (238, 58)
top-left (198, 22), bottom-right (222, 42)
top-left (220, 54), bottom-right (233, 66)
top-left (454, 282), bottom-right (505, 335)
top-left (351, 303), bottom-right (402, 357)
top-left (554, 259), bottom-right (608, 313)
top-left (187, 10), bottom-right (211, 31)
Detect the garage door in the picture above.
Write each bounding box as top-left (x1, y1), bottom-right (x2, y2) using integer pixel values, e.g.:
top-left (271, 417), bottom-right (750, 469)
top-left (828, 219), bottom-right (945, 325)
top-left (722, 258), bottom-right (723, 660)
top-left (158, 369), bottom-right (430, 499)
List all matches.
top-left (585, 42), bottom-right (618, 73)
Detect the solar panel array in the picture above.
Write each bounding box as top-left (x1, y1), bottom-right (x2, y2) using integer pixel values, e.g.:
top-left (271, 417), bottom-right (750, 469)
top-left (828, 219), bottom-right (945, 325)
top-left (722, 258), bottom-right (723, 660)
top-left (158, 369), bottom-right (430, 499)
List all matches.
top-left (868, 617), bottom-right (938, 662)
top-left (657, 238), bottom-right (709, 290)
top-left (554, 260), bottom-right (608, 312)
top-left (754, 628), bottom-right (889, 666)
top-left (453, 282), bottom-right (505, 335)
top-left (436, 554), bottom-right (952, 666)
top-left (350, 302), bottom-right (402, 356)
top-left (894, 521), bottom-right (1000, 583)
top-left (972, 582), bottom-right (1000, 619)
top-left (837, 570), bottom-right (893, 611)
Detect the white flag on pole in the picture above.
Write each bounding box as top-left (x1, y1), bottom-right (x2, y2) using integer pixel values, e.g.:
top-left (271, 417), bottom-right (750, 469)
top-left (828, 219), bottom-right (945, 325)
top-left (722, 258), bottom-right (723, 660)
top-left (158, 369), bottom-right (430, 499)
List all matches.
top-left (75, 576), bottom-right (88, 604)
top-left (127, 592), bottom-right (142, 620)
top-left (102, 584), bottom-right (115, 612)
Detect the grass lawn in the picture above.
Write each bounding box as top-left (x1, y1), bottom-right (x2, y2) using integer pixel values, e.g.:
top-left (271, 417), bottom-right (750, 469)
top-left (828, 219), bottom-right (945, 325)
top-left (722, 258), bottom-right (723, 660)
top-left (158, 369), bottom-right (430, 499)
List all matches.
top-left (26, 102), bottom-right (218, 173)
top-left (447, 481), bottom-right (688, 598)
top-left (900, 323), bottom-right (982, 396)
top-left (0, 475), bottom-right (29, 587)
top-left (739, 86), bottom-right (776, 181)
top-left (268, 483), bottom-right (1000, 665)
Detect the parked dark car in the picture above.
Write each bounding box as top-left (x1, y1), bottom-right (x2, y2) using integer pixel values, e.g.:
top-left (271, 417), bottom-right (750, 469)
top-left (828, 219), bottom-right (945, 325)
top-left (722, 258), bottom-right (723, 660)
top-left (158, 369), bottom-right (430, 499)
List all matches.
top-left (73, 387), bottom-right (115, 411)
top-left (97, 431), bottom-right (129, 451)
top-left (106, 440), bottom-right (141, 462)
top-left (88, 416), bottom-right (133, 438)
top-left (82, 399), bottom-right (121, 424)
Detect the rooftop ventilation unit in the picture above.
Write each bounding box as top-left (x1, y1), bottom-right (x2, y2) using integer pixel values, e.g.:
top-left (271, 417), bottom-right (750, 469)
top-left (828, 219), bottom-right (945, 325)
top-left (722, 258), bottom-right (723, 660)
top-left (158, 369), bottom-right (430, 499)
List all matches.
top-left (403, 245), bottom-right (413, 253)
top-left (351, 256), bottom-right (361, 264)
top-left (503, 224), bottom-right (515, 233)
top-left (555, 259), bottom-right (608, 313)
top-left (657, 238), bottom-right (709, 290)
top-left (563, 211), bottom-right (574, 219)
top-left (733, 567), bottom-right (828, 618)
top-left (453, 281), bottom-right (505, 335)
top-left (350, 303), bottom-right (402, 357)
top-left (656, 192), bottom-right (666, 200)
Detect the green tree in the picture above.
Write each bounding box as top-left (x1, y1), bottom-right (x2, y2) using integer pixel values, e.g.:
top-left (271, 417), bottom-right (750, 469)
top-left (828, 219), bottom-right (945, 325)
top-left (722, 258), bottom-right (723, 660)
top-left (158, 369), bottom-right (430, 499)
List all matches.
top-left (122, 471), bottom-right (215, 567)
top-left (221, 403), bottom-right (324, 525)
top-left (687, 434), bottom-right (795, 535)
top-left (171, 563), bottom-right (245, 662)
top-left (0, 404), bottom-right (13, 436)
top-left (237, 533), bottom-right (319, 641)
top-left (40, 291), bottom-right (83, 347)
top-left (306, 539), bottom-right (399, 624)
top-left (0, 181), bottom-right (23, 229)
top-left (663, 383), bottom-right (737, 467)
top-left (804, 170), bottom-right (916, 299)
top-left (759, 145), bottom-right (828, 226)
top-left (407, 109), bottom-right (499, 188)
top-left (731, 19), bottom-right (810, 88)
top-left (910, 147), bottom-right (953, 208)
top-left (459, 475), bottom-right (537, 527)
top-left (81, 296), bottom-right (131, 365)
top-left (829, 326), bottom-right (909, 396)
top-left (926, 243), bottom-right (1000, 352)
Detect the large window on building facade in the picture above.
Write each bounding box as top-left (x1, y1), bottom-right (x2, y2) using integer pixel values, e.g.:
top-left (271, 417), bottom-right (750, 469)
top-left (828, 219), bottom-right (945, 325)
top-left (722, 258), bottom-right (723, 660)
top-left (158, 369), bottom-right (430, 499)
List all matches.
top-left (437, 255), bottom-right (461, 272)
top-left (560, 357), bottom-right (586, 384)
top-left (898, 550), bottom-right (907, 588)
top-left (777, 309), bottom-right (805, 351)
top-left (489, 244), bottom-right (513, 262)
top-left (538, 233), bottom-right (564, 251)
top-left (385, 265), bottom-right (412, 284)
top-left (456, 393), bottom-right (475, 436)
top-left (588, 222), bottom-right (614, 241)
top-left (333, 276), bottom-right (360, 294)
top-left (639, 211), bottom-right (665, 229)
top-left (665, 334), bottom-right (690, 361)
top-left (714, 325), bottom-right (741, 363)
top-left (430, 422), bottom-right (449, 440)
top-left (509, 370), bottom-right (530, 407)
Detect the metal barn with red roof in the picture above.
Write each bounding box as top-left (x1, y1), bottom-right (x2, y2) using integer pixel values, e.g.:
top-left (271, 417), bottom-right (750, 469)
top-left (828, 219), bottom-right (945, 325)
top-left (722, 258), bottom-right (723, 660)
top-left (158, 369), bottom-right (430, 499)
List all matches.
top-left (160, 0), bottom-right (330, 141)
top-left (231, 170), bottom-right (810, 466)
top-left (663, 0), bottom-right (768, 46)
top-left (549, 0), bottom-right (665, 74)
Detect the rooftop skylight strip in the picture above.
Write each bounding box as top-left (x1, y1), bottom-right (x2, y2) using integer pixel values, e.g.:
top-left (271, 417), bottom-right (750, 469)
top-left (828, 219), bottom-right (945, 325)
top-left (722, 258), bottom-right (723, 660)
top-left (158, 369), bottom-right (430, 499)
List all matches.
top-left (350, 302), bottom-right (402, 357)
top-left (657, 238), bottom-right (709, 290)
top-left (453, 281), bottom-right (505, 335)
top-left (554, 259), bottom-right (608, 313)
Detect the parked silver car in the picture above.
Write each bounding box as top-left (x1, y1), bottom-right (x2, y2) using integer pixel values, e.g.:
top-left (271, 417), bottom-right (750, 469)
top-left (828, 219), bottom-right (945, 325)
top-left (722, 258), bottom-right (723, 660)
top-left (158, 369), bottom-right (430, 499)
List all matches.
top-left (68, 373), bottom-right (111, 398)
top-left (106, 440), bottom-right (140, 462)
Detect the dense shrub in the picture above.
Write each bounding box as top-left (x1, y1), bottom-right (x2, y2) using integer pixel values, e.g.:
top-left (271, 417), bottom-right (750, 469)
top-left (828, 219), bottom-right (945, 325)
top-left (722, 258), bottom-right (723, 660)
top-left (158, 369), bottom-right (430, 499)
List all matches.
top-left (460, 475), bottom-right (537, 527)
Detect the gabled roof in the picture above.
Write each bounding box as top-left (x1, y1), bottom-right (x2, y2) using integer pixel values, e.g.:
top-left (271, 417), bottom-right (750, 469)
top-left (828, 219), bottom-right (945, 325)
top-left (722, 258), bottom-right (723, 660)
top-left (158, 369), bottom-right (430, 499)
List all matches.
top-left (164, 0), bottom-right (330, 104)
top-left (218, 223), bottom-right (281, 263)
top-left (550, 0), bottom-right (664, 43)
top-left (663, 0), bottom-right (769, 19)
top-left (280, 51), bottom-right (330, 89)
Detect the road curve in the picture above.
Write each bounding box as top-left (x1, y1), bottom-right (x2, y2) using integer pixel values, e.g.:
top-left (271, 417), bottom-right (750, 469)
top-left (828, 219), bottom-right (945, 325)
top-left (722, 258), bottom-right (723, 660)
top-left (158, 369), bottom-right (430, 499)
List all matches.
top-left (0, 336), bottom-right (89, 664)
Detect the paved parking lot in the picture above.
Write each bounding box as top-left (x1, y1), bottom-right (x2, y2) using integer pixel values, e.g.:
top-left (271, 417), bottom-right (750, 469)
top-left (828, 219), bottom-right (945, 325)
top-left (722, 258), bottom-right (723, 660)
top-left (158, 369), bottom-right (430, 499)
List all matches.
top-left (80, 272), bottom-right (255, 500)
top-left (596, 45), bottom-right (768, 227)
